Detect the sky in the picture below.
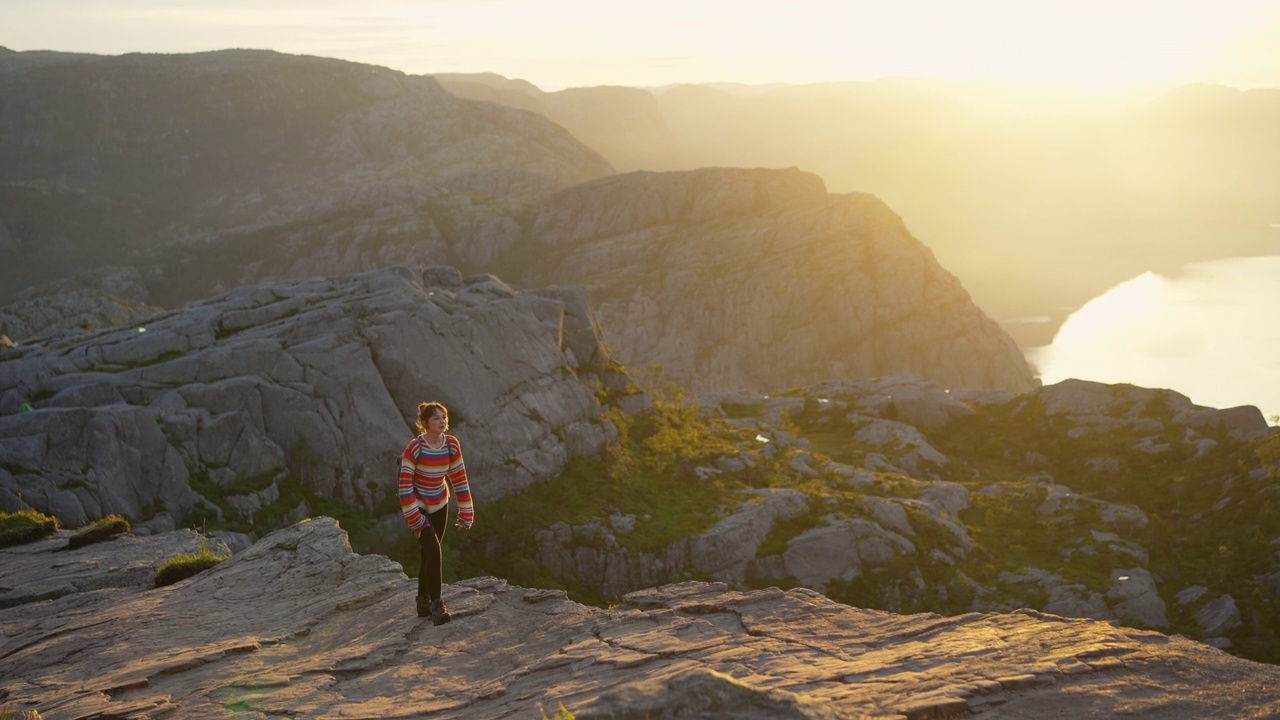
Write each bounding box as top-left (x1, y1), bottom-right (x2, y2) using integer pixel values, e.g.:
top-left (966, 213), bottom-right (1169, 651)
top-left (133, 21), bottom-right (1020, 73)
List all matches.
top-left (3, 0), bottom-right (1280, 91)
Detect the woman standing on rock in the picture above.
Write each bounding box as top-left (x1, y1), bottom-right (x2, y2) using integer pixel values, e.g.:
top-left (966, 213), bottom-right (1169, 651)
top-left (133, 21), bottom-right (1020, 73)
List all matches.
top-left (399, 401), bottom-right (474, 625)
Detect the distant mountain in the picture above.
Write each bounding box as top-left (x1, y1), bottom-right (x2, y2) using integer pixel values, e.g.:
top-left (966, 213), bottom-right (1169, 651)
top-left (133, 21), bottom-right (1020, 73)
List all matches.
top-left (0, 48), bottom-right (1033, 396)
top-left (0, 49), bottom-right (614, 299)
top-left (657, 80), bottom-right (1280, 338)
top-left (433, 73), bottom-right (681, 171)
top-left (435, 74), bottom-right (1280, 345)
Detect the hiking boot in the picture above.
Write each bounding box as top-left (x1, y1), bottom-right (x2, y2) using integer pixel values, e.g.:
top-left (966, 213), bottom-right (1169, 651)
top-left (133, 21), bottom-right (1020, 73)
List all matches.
top-left (416, 595), bottom-right (431, 618)
top-left (431, 598), bottom-right (452, 626)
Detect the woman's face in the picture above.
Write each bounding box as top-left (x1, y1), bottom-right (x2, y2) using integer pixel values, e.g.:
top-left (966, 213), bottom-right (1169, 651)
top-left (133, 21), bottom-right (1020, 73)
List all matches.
top-left (427, 408), bottom-right (449, 433)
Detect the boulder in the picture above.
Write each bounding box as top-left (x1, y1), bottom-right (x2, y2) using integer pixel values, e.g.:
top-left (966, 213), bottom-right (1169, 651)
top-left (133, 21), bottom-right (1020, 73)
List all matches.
top-left (1257, 571), bottom-right (1280, 599)
top-left (853, 418), bottom-right (949, 476)
top-left (1039, 379), bottom-right (1118, 418)
top-left (1195, 594), bottom-right (1243, 636)
top-left (920, 481), bottom-right (971, 516)
top-left (690, 489), bottom-right (807, 583)
top-left (1186, 406), bottom-right (1270, 441)
top-left (1177, 585), bottom-right (1209, 605)
top-left (766, 518), bottom-right (916, 588)
top-left (1105, 568), bottom-right (1168, 629)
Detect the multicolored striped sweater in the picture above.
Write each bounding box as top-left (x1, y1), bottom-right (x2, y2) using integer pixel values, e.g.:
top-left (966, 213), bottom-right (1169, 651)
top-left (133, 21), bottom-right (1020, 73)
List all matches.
top-left (398, 434), bottom-right (474, 535)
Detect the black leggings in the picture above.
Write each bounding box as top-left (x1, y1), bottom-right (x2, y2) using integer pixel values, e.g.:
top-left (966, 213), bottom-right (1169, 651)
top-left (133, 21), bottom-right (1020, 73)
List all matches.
top-left (417, 505), bottom-right (450, 602)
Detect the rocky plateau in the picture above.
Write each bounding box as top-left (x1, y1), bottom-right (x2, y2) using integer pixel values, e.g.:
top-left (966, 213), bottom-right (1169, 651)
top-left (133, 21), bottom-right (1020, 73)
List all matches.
top-left (4, 517), bottom-right (1280, 719)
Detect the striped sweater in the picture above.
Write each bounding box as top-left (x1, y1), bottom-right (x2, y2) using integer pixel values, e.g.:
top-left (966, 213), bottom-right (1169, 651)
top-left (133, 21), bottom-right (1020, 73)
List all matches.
top-left (398, 434), bottom-right (474, 535)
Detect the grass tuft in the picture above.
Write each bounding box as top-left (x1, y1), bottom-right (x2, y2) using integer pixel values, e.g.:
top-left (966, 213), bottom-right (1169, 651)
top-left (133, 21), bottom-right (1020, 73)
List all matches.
top-left (539, 703), bottom-right (574, 720)
top-left (154, 542), bottom-right (228, 587)
top-left (68, 515), bottom-right (132, 550)
top-left (0, 510), bottom-right (60, 549)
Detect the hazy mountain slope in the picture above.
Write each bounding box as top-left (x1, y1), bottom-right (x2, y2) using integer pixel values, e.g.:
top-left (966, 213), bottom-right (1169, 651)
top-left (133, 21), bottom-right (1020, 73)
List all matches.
top-left (653, 80), bottom-right (1280, 338)
top-left (435, 72), bottom-right (682, 171)
top-left (0, 49), bottom-right (615, 300)
top-left (433, 72), bottom-right (1280, 343)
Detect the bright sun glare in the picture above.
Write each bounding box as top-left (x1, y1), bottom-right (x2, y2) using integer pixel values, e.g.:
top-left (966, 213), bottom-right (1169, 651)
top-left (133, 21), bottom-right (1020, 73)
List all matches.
top-left (2, 0), bottom-right (1279, 90)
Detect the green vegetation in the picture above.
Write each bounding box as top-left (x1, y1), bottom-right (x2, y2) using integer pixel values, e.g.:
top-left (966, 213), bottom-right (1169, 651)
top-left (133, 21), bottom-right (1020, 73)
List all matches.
top-left (0, 510), bottom-right (60, 548)
top-left (923, 395), bottom-right (1280, 663)
top-left (539, 703), bottom-right (574, 720)
top-left (0, 707), bottom-right (44, 720)
top-left (67, 515), bottom-right (132, 549)
top-left (154, 542), bottom-right (228, 587)
top-left (139, 374), bottom-right (1280, 665)
top-left (444, 390), bottom-right (772, 604)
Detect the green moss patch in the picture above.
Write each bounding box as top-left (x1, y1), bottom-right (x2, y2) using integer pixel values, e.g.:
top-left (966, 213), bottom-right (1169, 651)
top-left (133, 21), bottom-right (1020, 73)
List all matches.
top-left (154, 544), bottom-right (228, 587)
top-left (0, 510), bottom-right (60, 548)
top-left (68, 515), bottom-right (132, 549)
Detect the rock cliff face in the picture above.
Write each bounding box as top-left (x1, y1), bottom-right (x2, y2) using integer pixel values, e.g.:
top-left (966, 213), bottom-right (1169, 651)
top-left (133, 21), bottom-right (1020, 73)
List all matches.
top-left (517, 167), bottom-right (1035, 393)
top-left (0, 265), bottom-right (620, 529)
top-left (3, 517), bottom-right (1278, 719)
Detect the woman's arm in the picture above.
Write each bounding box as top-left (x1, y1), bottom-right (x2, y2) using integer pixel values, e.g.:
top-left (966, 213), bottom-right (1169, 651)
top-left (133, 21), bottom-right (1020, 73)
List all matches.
top-left (398, 441), bottom-right (428, 536)
top-left (446, 436), bottom-right (474, 529)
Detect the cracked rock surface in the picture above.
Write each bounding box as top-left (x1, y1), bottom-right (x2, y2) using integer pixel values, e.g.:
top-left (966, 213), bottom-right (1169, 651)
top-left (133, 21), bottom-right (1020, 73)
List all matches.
top-left (0, 265), bottom-right (618, 528)
top-left (3, 517), bottom-right (1278, 719)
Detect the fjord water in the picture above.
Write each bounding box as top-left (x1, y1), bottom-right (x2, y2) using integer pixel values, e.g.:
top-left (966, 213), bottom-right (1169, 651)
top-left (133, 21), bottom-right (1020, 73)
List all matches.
top-left (1030, 254), bottom-right (1280, 423)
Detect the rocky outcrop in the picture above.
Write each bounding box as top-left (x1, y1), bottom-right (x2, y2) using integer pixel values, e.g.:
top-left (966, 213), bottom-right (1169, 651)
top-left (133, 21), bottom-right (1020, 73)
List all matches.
top-left (0, 265), bottom-right (621, 528)
top-left (4, 518), bottom-right (1279, 720)
top-left (1039, 378), bottom-right (1269, 441)
top-left (518, 167), bottom-right (1035, 394)
top-left (0, 266), bottom-right (159, 343)
top-left (668, 376), bottom-right (1278, 643)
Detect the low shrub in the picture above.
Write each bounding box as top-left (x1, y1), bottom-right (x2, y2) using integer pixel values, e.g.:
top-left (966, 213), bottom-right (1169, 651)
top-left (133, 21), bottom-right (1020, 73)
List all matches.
top-left (154, 543), bottom-right (227, 587)
top-left (68, 515), bottom-right (132, 549)
top-left (0, 510), bottom-right (60, 548)
top-left (0, 706), bottom-right (43, 719)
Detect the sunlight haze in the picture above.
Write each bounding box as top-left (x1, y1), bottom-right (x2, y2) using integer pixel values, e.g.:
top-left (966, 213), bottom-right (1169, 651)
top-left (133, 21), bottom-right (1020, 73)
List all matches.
top-left (3, 0), bottom-right (1279, 90)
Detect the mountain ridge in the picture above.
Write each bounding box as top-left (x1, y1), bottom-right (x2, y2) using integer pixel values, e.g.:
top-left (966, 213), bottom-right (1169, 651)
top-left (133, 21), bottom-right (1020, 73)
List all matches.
top-left (0, 46), bottom-right (1035, 395)
top-left (0, 47), bottom-right (615, 296)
